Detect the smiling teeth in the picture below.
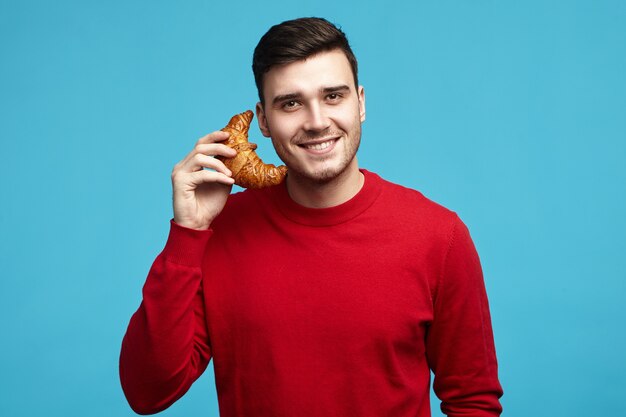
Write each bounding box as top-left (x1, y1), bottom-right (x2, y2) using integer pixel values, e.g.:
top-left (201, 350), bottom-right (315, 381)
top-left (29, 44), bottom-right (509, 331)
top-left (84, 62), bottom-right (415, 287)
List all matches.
top-left (304, 140), bottom-right (334, 150)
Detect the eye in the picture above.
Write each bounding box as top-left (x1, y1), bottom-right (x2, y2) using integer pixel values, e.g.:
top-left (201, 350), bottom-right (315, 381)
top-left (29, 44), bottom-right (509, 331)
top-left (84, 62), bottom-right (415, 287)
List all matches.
top-left (282, 100), bottom-right (300, 111)
top-left (326, 93), bottom-right (343, 102)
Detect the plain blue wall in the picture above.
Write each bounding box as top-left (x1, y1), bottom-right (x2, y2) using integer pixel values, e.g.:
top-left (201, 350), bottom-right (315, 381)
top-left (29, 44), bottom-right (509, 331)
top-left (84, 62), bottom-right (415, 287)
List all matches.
top-left (1, 1), bottom-right (624, 416)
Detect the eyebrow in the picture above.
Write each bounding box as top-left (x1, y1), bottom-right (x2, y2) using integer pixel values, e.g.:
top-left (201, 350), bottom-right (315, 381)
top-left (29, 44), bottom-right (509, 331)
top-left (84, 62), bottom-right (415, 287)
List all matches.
top-left (272, 93), bottom-right (300, 106)
top-left (271, 84), bottom-right (352, 107)
top-left (322, 84), bottom-right (351, 95)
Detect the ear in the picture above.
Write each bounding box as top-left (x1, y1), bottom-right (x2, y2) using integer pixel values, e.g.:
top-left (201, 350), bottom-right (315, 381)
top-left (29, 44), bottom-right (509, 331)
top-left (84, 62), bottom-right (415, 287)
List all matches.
top-left (255, 102), bottom-right (271, 137)
top-left (358, 86), bottom-right (366, 122)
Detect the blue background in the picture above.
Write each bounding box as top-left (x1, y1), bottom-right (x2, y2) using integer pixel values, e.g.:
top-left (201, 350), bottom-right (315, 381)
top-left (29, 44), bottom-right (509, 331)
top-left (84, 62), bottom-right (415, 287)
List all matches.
top-left (1, 1), bottom-right (625, 416)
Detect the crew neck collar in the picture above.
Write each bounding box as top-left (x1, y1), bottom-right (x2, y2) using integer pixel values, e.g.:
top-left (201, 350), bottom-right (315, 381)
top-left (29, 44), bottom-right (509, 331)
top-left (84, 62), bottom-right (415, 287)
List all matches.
top-left (268, 169), bottom-right (382, 227)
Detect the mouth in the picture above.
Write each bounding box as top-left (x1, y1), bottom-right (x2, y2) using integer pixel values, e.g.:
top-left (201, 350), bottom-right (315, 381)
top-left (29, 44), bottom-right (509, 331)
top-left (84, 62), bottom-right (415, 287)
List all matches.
top-left (297, 137), bottom-right (339, 154)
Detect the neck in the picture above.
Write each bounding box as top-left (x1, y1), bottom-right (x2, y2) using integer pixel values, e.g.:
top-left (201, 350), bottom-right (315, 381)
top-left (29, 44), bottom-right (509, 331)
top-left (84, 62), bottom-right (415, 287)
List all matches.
top-left (285, 160), bottom-right (364, 208)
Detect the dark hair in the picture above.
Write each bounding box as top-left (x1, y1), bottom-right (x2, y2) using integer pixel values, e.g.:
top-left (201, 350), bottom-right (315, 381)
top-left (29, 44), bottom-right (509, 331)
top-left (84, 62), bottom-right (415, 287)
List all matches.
top-left (252, 17), bottom-right (358, 105)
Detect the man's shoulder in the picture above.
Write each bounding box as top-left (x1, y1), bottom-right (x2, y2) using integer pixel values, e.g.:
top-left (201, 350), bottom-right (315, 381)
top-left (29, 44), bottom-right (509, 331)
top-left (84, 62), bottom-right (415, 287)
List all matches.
top-left (225, 186), bottom-right (263, 206)
top-left (211, 185), bottom-right (276, 228)
top-left (371, 171), bottom-right (458, 223)
top-left (364, 170), bottom-right (464, 252)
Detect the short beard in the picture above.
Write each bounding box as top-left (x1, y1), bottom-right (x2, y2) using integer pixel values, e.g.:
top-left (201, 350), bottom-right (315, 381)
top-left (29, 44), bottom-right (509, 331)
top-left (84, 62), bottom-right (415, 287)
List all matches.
top-left (275, 127), bottom-right (362, 185)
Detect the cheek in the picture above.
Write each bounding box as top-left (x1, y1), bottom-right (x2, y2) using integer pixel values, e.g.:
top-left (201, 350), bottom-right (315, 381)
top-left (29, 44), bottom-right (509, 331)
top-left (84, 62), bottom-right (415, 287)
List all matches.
top-left (335, 116), bottom-right (357, 133)
top-left (268, 117), bottom-right (299, 142)
top-left (336, 105), bottom-right (361, 125)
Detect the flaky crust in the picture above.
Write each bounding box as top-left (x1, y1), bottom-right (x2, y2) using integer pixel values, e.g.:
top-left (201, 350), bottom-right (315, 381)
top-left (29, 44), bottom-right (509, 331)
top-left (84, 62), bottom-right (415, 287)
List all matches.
top-left (218, 110), bottom-right (287, 189)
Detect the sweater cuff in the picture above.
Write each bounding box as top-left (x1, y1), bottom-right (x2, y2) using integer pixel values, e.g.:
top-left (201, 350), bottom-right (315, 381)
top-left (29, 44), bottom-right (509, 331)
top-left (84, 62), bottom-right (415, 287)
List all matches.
top-left (161, 219), bottom-right (213, 267)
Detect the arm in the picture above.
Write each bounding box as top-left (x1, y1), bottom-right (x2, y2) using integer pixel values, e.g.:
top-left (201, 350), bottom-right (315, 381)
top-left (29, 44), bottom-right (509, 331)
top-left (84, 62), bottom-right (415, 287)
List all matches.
top-left (119, 221), bottom-right (213, 414)
top-left (426, 215), bottom-right (503, 417)
top-left (120, 130), bottom-right (237, 414)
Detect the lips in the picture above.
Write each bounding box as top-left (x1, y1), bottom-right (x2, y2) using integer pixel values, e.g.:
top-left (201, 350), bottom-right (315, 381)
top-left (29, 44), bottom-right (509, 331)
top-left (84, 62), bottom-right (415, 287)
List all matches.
top-left (297, 137), bottom-right (339, 154)
top-left (302, 139), bottom-right (334, 150)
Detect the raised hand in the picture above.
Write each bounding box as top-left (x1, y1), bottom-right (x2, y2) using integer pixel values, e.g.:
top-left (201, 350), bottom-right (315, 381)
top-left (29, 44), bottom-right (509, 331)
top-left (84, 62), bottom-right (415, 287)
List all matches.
top-left (171, 131), bottom-right (238, 230)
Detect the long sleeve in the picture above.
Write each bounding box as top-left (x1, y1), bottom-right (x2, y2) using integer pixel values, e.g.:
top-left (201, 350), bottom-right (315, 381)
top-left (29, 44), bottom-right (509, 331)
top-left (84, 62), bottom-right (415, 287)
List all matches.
top-left (120, 220), bottom-right (213, 415)
top-left (425, 215), bottom-right (503, 417)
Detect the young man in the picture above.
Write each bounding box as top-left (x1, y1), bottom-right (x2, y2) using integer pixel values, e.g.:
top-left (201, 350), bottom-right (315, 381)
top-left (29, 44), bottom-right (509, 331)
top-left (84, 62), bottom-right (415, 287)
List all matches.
top-left (120, 17), bottom-right (503, 417)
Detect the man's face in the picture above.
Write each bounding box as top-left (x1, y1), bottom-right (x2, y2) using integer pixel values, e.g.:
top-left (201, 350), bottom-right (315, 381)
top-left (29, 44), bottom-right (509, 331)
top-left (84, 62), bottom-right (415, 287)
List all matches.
top-left (256, 49), bottom-right (366, 185)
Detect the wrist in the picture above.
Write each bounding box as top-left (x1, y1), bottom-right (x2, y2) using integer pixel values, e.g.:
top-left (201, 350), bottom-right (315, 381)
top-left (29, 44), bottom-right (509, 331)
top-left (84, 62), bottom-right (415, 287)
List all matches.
top-left (164, 220), bottom-right (213, 266)
top-left (172, 217), bottom-right (211, 231)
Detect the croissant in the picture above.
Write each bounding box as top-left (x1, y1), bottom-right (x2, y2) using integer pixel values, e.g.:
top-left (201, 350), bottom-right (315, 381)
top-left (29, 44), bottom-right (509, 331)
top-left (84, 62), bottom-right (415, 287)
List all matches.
top-left (218, 110), bottom-right (287, 189)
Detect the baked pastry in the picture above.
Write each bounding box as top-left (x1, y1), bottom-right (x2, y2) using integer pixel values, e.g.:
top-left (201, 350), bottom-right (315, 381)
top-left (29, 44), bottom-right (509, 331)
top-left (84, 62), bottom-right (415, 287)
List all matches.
top-left (218, 110), bottom-right (287, 189)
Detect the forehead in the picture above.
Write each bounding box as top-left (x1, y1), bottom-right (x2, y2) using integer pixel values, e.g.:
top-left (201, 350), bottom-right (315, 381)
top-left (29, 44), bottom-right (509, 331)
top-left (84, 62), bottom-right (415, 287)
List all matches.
top-left (262, 49), bottom-right (354, 98)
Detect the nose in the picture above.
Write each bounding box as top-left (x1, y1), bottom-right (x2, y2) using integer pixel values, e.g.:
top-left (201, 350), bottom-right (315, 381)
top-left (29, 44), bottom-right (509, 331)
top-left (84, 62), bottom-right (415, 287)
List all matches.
top-left (302, 102), bottom-right (331, 132)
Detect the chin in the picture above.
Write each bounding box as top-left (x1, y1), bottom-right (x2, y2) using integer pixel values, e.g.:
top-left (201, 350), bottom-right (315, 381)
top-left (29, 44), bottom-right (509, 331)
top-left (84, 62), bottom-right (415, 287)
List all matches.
top-left (291, 160), bottom-right (354, 185)
top-left (278, 139), bottom-right (361, 185)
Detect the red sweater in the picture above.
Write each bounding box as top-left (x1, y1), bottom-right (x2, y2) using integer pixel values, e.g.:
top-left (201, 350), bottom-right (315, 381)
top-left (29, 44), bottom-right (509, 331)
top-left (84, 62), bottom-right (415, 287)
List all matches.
top-left (120, 169), bottom-right (503, 416)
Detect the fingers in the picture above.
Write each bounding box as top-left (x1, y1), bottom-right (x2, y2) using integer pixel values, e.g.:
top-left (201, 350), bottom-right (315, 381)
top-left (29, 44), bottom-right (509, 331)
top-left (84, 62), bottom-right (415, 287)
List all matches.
top-left (172, 158), bottom-right (235, 189)
top-left (172, 129), bottom-right (240, 187)
top-left (175, 132), bottom-right (237, 172)
top-left (192, 131), bottom-right (237, 160)
top-left (196, 130), bottom-right (230, 145)
top-left (190, 153), bottom-right (232, 176)
top-left (189, 169), bottom-right (235, 186)
top-left (194, 142), bottom-right (237, 159)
